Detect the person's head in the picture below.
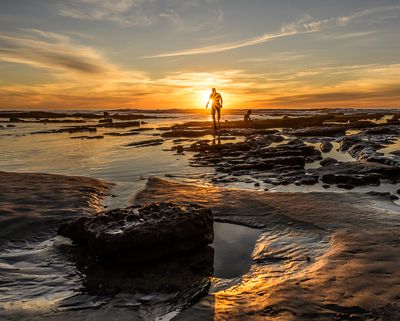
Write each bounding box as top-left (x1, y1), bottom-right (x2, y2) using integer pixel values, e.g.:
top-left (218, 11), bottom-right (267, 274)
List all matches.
top-left (211, 88), bottom-right (216, 94)
top-left (247, 110), bottom-right (252, 115)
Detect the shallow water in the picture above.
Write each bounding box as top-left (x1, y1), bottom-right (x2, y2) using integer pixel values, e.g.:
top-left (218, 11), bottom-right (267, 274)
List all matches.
top-left (213, 223), bottom-right (261, 279)
top-left (0, 222), bottom-right (263, 320)
top-left (1, 109), bottom-right (400, 319)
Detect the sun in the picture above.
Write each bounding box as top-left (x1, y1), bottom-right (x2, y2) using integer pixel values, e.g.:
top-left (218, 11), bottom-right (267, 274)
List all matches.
top-left (197, 90), bottom-right (212, 106)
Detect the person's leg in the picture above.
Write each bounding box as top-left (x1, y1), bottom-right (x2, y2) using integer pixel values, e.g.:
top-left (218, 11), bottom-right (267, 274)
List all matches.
top-left (217, 107), bottom-right (221, 128)
top-left (211, 108), bottom-right (216, 130)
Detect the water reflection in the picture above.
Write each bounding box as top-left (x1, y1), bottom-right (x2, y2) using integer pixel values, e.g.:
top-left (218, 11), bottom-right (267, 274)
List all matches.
top-left (212, 223), bottom-right (261, 279)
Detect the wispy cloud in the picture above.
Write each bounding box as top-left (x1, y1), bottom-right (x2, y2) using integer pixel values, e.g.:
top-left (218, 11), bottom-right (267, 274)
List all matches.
top-left (57, 0), bottom-right (223, 30)
top-left (238, 51), bottom-right (308, 64)
top-left (336, 4), bottom-right (400, 26)
top-left (144, 27), bottom-right (314, 58)
top-left (145, 4), bottom-right (400, 58)
top-left (320, 31), bottom-right (376, 40)
top-left (0, 29), bottom-right (113, 75)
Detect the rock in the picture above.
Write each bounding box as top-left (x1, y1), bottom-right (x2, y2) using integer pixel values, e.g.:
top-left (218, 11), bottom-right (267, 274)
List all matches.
top-left (309, 162), bottom-right (400, 183)
top-left (322, 184), bottom-right (331, 189)
top-left (7, 124), bottom-right (16, 128)
top-left (104, 132), bottom-right (140, 136)
top-left (126, 139), bottom-right (164, 147)
top-left (100, 121), bottom-right (141, 129)
top-left (366, 191), bottom-right (399, 201)
top-left (397, 188), bottom-right (400, 195)
top-left (299, 176), bottom-right (318, 185)
top-left (58, 202), bottom-right (214, 263)
top-left (364, 126), bottom-right (399, 135)
top-left (292, 126), bottom-right (346, 137)
top-left (176, 145), bottom-right (184, 154)
top-left (71, 135), bottom-right (104, 139)
top-left (337, 184), bottom-right (355, 190)
top-left (320, 157), bottom-right (338, 167)
top-left (99, 118), bottom-right (113, 124)
top-left (162, 130), bottom-right (214, 138)
top-left (9, 116), bottom-right (24, 122)
top-left (321, 173), bottom-right (381, 186)
top-left (32, 125), bottom-right (97, 135)
top-left (320, 141), bottom-right (333, 153)
top-left (339, 137), bottom-right (361, 152)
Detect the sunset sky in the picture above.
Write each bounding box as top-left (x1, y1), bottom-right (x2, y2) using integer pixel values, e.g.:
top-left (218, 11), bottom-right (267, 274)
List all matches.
top-left (0, 0), bottom-right (399, 109)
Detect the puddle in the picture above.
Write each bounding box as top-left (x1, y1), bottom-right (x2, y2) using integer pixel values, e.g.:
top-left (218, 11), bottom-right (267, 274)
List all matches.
top-left (212, 222), bottom-right (262, 279)
top-left (378, 138), bottom-right (400, 158)
top-left (305, 141), bottom-right (354, 170)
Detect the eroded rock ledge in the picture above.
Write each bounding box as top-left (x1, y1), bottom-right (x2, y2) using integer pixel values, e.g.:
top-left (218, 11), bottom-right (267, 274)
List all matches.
top-left (58, 202), bottom-right (214, 263)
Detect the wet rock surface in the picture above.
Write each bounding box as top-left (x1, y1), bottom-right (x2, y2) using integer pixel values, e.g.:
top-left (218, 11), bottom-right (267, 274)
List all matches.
top-left (126, 138), bottom-right (164, 147)
top-left (157, 111), bottom-right (400, 189)
top-left (135, 178), bottom-right (400, 321)
top-left (185, 137), bottom-right (324, 186)
top-left (58, 202), bottom-right (214, 263)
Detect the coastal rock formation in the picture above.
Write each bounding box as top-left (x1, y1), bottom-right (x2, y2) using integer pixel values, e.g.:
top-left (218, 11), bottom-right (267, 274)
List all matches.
top-left (126, 138), bottom-right (164, 147)
top-left (188, 137), bottom-right (321, 186)
top-left (320, 141), bottom-right (333, 153)
top-left (309, 161), bottom-right (400, 187)
top-left (320, 157), bottom-right (338, 167)
top-left (58, 202), bottom-right (214, 263)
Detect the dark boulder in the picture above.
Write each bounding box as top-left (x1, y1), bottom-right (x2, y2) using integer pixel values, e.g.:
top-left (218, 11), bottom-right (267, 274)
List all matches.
top-left (320, 157), bottom-right (338, 167)
top-left (58, 202), bottom-right (214, 263)
top-left (320, 141), bottom-right (333, 153)
top-left (299, 176), bottom-right (318, 185)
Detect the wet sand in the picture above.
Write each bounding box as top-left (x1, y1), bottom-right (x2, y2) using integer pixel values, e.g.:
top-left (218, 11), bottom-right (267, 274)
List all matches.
top-left (136, 177), bottom-right (400, 320)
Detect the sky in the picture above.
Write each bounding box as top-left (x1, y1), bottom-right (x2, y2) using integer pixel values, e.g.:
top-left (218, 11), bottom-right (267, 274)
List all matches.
top-left (0, 0), bottom-right (399, 110)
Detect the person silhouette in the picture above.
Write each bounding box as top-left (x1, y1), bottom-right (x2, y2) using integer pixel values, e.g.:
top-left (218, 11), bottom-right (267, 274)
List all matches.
top-left (206, 88), bottom-right (223, 130)
top-left (244, 110), bottom-right (252, 123)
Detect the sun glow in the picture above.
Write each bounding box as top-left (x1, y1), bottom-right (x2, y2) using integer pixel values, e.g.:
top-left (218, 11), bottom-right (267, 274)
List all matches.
top-left (198, 90), bottom-right (212, 106)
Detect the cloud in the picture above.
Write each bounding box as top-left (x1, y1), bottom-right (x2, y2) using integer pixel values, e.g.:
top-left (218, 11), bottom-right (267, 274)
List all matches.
top-left (145, 4), bottom-right (400, 58)
top-left (1, 64), bottom-right (400, 109)
top-left (263, 85), bottom-right (400, 107)
top-left (238, 51), bottom-right (308, 63)
top-left (144, 27), bottom-right (314, 58)
top-left (336, 4), bottom-right (400, 26)
top-left (0, 29), bottom-right (115, 76)
top-left (57, 0), bottom-right (223, 30)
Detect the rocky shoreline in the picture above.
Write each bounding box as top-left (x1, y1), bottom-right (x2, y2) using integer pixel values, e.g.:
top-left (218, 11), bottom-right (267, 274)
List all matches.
top-left (157, 111), bottom-right (400, 193)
